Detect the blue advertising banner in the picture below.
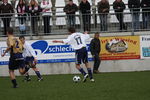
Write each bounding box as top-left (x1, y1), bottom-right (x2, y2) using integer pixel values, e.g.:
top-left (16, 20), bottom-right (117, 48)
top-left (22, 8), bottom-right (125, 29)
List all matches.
top-left (0, 40), bottom-right (93, 65)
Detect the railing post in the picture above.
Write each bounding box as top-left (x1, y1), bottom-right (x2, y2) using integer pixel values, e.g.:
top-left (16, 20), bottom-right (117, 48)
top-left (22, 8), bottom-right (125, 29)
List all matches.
top-left (51, 0), bottom-right (56, 32)
top-left (79, 11), bottom-right (84, 32)
top-left (78, 0), bottom-right (83, 32)
top-left (39, 13), bottom-right (43, 35)
top-left (0, 18), bottom-right (1, 36)
top-left (29, 14), bottom-right (33, 39)
top-left (92, 0), bottom-right (97, 29)
top-left (64, 0), bottom-right (68, 29)
top-left (131, 10), bottom-right (134, 36)
top-left (11, 14), bottom-right (16, 35)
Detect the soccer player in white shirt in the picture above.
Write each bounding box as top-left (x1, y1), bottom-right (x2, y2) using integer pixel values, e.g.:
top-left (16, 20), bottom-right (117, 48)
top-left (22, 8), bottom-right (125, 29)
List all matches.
top-left (19, 36), bottom-right (43, 82)
top-left (53, 27), bottom-right (94, 82)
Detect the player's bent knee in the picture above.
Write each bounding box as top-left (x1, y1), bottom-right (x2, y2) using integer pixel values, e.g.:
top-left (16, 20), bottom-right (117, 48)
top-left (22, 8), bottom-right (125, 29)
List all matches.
top-left (19, 68), bottom-right (25, 75)
top-left (76, 64), bottom-right (81, 69)
top-left (32, 67), bottom-right (38, 71)
top-left (85, 63), bottom-right (90, 68)
top-left (9, 70), bottom-right (14, 73)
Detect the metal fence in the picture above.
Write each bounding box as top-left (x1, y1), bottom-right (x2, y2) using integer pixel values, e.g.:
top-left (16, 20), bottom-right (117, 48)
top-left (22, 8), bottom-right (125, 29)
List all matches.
top-left (0, 10), bottom-right (150, 37)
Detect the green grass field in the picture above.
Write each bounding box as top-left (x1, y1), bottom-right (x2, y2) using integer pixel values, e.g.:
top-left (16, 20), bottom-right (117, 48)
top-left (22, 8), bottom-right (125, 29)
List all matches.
top-left (0, 71), bottom-right (150, 100)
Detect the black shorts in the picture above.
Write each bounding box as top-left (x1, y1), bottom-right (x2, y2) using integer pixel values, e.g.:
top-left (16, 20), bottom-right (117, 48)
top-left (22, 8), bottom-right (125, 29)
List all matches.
top-left (75, 47), bottom-right (88, 64)
top-left (25, 56), bottom-right (36, 67)
top-left (25, 56), bottom-right (34, 65)
top-left (9, 53), bottom-right (25, 70)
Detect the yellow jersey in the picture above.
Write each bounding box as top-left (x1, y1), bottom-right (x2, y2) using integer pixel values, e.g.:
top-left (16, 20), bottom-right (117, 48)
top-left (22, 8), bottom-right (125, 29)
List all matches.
top-left (7, 36), bottom-right (24, 54)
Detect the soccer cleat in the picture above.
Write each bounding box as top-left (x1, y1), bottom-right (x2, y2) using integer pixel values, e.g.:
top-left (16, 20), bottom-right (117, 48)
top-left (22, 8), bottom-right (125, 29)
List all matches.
top-left (38, 77), bottom-right (43, 82)
top-left (83, 74), bottom-right (88, 82)
top-left (90, 79), bottom-right (95, 82)
top-left (24, 77), bottom-right (31, 82)
top-left (93, 70), bottom-right (100, 74)
top-left (13, 84), bottom-right (18, 88)
top-left (26, 77), bottom-right (31, 82)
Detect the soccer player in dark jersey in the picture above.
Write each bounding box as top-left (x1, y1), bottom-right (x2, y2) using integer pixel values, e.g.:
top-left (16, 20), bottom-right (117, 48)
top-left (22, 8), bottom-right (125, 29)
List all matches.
top-left (1, 27), bottom-right (29, 88)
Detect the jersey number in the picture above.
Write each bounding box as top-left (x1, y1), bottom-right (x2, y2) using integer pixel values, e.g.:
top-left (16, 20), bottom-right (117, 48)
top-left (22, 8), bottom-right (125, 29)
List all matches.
top-left (15, 41), bottom-right (19, 48)
top-left (75, 37), bottom-right (82, 45)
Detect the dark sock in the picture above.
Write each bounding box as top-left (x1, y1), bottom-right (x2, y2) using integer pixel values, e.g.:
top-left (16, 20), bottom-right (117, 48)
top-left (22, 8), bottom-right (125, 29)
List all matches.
top-left (24, 66), bottom-right (30, 73)
top-left (25, 73), bottom-right (30, 80)
top-left (35, 71), bottom-right (42, 79)
top-left (79, 68), bottom-right (86, 76)
top-left (87, 68), bottom-right (93, 79)
top-left (11, 79), bottom-right (17, 87)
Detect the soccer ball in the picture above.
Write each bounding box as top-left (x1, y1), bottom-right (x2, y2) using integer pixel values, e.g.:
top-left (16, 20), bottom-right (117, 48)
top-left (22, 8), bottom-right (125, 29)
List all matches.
top-left (73, 76), bottom-right (81, 83)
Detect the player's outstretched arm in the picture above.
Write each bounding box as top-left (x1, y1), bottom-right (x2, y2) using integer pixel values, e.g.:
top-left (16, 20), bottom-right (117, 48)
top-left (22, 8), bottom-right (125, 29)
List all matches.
top-left (1, 47), bottom-right (10, 57)
top-left (52, 40), bottom-right (64, 43)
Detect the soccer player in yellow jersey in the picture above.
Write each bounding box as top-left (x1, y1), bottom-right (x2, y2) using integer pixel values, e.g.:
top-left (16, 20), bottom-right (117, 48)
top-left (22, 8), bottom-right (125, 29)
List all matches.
top-left (1, 28), bottom-right (29, 88)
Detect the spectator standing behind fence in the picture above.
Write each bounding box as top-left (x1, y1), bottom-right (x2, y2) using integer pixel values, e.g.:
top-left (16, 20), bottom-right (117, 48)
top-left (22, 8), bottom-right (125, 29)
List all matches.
top-left (128, 0), bottom-right (140, 31)
top-left (0, 0), bottom-right (14, 35)
top-left (79, 0), bottom-right (91, 31)
top-left (113, 0), bottom-right (127, 31)
top-left (90, 32), bottom-right (101, 74)
top-left (140, 0), bottom-right (150, 29)
top-left (16, 0), bottom-right (28, 34)
top-left (64, 0), bottom-right (78, 28)
top-left (27, 0), bottom-right (41, 35)
top-left (97, 0), bottom-right (110, 31)
top-left (41, 0), bottom-right (52, 34)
